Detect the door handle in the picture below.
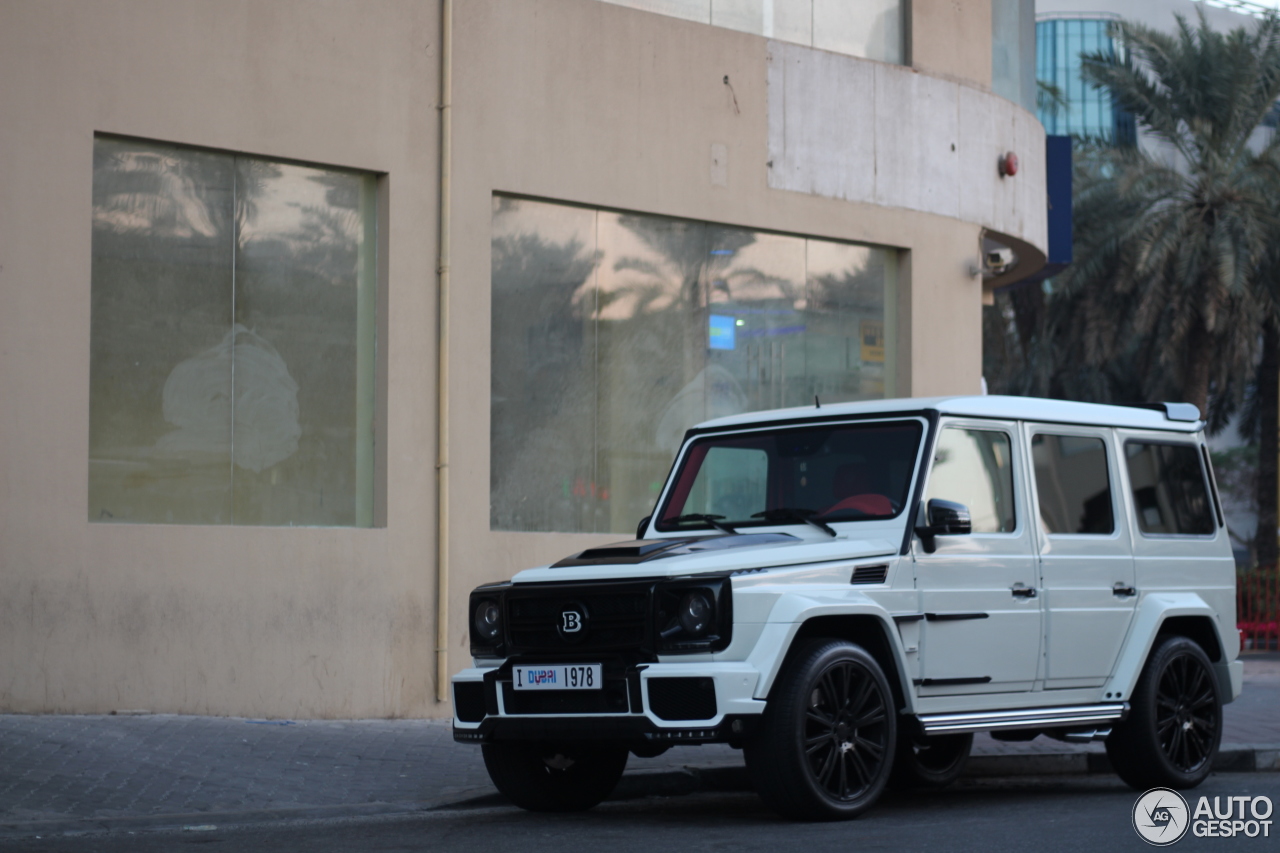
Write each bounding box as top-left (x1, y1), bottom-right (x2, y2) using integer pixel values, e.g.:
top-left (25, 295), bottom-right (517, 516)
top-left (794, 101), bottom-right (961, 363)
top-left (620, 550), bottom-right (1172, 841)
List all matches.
top-left (1112, 583), bottom-right (1137, 597)
top-left (1010, 584), bottom-right (1037, 598)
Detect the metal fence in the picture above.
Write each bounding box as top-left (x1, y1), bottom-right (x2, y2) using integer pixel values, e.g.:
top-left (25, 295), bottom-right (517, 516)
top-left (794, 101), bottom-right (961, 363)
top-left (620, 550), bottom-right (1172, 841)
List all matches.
top-left (1239, 569), bottom-right (1280, 652)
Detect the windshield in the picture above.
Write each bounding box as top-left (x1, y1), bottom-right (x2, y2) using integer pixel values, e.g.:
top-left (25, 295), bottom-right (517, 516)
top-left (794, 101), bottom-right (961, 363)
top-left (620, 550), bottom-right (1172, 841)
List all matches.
top-left (655, 419), bottom-right (924, 532)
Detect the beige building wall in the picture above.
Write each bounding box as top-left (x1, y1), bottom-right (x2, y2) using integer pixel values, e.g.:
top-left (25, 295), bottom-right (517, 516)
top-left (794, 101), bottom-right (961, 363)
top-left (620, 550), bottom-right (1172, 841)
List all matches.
top-left (0, 0), bottom-right (442, 717)
top-left (0, 0), bottom-right (1045, 718)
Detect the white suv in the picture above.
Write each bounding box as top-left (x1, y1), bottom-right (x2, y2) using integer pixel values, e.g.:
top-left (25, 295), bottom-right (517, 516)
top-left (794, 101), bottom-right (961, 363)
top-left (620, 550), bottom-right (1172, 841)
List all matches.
top-left (452, 396), bottom-right (1242, 820)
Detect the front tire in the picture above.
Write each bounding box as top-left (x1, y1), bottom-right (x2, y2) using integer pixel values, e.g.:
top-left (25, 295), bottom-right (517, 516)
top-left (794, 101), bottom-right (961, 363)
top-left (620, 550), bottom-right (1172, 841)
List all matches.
top-left (745, 639), bottom-right (896, 820)
top-left (1106, 636), bottom-right (1222, 790)
top-left (482, 742), bottom-right (628, 811)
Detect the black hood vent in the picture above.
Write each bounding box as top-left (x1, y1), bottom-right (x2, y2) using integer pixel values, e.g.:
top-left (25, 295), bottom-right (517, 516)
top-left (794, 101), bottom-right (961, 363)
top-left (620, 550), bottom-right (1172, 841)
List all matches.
top-left (552, 533), bottom-right (798, 568)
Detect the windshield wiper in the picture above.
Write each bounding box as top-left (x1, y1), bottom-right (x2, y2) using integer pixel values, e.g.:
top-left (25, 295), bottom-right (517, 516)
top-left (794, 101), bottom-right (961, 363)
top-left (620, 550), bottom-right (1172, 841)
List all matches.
top-left (751, 508), bottom-right (837, 537)
top-left (673, 514), bottom-right (739, 535)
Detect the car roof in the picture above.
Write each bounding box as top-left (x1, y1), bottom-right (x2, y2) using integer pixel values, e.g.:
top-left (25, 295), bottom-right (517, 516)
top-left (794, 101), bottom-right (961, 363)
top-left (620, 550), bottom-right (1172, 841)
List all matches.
top-left (691, 395), bottom-right (1203, 434)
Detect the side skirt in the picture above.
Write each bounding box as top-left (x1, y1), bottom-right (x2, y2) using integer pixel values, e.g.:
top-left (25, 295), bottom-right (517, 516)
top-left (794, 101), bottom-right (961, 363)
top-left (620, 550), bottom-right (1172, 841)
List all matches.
top-left (915, 703), bottom-right (1128, 735)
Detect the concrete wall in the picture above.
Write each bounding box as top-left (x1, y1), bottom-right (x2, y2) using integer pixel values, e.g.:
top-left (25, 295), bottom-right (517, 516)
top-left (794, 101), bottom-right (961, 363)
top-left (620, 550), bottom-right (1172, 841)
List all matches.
top-left (0, 0), bottom-right (1046, 718)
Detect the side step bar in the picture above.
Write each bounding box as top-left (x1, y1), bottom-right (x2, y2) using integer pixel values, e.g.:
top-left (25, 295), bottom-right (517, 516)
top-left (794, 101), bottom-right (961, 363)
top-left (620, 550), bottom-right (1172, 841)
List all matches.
top-left (917, 703), bottom-right (1128, 735)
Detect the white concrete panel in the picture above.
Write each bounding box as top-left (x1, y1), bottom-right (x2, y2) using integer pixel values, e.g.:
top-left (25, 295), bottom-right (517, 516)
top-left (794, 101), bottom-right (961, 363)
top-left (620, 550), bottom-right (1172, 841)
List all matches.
top-left (957, 84), bottom-right (999, 227)
top-left (988, 108), bottom-right (1021, 238)
top-left (768, 40), bottom-right (1046, 254)
top-left (911, 72), bottom-right (961, 220)
top-left (1011, 104), bottom-right (1048, 244)
top-left (766, 42), bottom-right (876, 204)
top-left (872, 66), bottom-right (915, 210)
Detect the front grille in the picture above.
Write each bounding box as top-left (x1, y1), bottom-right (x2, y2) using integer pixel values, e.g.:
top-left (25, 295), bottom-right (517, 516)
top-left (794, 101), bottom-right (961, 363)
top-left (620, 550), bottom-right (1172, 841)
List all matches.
top-left (647, 677), bottom-right (717, 721)
top-left (506, 585), bottom-right (650, 654)
top-left (500, 678), bottom-right (632, 714)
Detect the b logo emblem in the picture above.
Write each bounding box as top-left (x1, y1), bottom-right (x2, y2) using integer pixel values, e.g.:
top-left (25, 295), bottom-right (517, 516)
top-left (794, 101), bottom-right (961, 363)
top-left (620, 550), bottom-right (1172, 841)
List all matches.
top-left (556, 601), bottom-right (589, 642)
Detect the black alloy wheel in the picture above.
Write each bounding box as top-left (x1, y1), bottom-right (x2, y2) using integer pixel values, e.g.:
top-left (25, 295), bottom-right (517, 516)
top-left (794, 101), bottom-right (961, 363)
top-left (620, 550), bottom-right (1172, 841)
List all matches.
top-left (745, 639), bottom-right (896, 820)
top-left (1106, 635), bottom-right (1222, 790)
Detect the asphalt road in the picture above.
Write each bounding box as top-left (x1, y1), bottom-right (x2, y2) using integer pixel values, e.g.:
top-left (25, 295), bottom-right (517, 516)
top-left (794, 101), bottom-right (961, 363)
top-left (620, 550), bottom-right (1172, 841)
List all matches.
top-left (5, 772), bottom-right (1277, 853)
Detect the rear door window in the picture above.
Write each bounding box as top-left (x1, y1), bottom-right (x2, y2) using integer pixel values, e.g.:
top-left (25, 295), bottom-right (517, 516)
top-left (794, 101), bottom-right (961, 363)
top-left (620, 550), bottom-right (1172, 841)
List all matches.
top-left (1124, 442), bottom-right (1215, 535)
top-left (1031, 434), bottom-right (1114, 534)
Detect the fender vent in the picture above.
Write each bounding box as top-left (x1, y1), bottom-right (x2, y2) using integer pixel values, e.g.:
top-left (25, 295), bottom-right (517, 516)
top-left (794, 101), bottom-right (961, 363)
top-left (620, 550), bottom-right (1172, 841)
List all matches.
top-left (851, 564), bottom-right (889, 584)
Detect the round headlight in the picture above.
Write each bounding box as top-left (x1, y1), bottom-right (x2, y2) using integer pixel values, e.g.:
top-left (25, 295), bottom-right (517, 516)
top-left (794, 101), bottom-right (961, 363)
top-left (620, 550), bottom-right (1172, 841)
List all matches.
top-left (678, 591), bottom-right (713, 637)
top-left (473, 599), bottom-right (502, 644)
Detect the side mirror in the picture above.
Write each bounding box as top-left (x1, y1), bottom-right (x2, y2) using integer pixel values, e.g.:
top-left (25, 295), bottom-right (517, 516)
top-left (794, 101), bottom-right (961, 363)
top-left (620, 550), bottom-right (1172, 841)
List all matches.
top-left (636, 515), bottom-right (652, 541)
top-left (915, 499), bottom-right (972, 553)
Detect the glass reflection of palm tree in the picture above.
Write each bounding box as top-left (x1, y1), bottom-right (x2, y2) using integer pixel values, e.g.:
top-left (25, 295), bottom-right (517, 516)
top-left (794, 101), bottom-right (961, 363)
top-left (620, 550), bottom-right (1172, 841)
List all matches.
top-left (490, 230), bottom-right (601, 532)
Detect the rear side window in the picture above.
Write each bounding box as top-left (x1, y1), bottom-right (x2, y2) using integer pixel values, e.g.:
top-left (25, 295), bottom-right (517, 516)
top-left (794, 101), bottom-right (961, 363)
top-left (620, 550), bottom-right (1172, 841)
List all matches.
top-left (1031, 434), bottom-right (1114, 534)
top-left (1124, 442), bottom-right (1215, 535)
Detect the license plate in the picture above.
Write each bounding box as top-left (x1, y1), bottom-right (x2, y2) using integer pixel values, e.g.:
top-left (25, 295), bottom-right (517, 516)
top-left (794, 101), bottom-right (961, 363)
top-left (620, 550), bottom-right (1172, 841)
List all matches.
top-left (512, 664), bottom-right (603, 691)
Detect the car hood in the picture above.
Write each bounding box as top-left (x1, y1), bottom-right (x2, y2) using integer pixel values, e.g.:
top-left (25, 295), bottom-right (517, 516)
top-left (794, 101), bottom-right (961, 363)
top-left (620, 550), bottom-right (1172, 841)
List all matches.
top-left (509, 533), bottom-right (899, 584)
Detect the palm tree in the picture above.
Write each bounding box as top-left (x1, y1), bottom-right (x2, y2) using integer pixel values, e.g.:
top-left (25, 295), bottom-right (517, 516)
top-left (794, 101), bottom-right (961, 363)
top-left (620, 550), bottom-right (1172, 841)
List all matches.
top-left (991, 11), bottom-right (1280, 564)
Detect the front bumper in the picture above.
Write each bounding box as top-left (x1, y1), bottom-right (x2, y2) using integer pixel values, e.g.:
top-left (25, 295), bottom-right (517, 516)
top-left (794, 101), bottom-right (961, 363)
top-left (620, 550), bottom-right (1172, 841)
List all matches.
top-left (451, 660), bottom-right (765, 744)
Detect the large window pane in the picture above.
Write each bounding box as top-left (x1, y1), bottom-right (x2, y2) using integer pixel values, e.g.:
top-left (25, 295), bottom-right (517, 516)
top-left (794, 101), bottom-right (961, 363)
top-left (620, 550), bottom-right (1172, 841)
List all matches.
top-left (813, 0), bottom-right (902, 65)
top-left (89, 137), bottom-right (376, 526)
top-left (992, 0), bottom-right (1036, 112)
top-left (1035, 16), bottom-right (1132, 144)
top-left (601, 0), bottom-right (903, 64)
top-left (490, 195), bottom-right (898, 534)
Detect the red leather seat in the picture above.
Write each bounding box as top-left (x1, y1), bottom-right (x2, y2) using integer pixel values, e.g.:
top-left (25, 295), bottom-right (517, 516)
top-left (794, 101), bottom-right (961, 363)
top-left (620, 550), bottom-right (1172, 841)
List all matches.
top-left (823, 463), bottom-right (893, 516)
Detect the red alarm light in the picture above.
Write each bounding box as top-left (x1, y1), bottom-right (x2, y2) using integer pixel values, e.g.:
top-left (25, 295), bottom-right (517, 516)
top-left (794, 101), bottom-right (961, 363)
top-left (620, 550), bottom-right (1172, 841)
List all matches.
top-left (999, 151), bottom-right (1019, 177)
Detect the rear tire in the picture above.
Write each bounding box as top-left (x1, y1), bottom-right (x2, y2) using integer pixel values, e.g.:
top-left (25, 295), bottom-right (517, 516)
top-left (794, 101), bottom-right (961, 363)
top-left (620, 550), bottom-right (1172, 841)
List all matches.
top-left (1106, 636), bottom-right (1222, 790)
top-left (889, 730), bottom-right (972, 789)
top-left (744, 639), bottom-right (896, 820)
top-left (482, 742), bottom-right (628, 811)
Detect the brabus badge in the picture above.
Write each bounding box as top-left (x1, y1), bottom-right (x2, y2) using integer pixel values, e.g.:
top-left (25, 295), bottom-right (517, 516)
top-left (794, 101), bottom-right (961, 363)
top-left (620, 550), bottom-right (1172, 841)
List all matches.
top-left (556, 602), bottom-right (588, 642)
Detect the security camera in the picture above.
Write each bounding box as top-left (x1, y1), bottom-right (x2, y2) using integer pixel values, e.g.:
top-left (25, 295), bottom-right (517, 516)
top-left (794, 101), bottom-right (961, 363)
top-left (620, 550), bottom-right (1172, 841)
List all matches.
top-left (985, 247), bottom-right (1014, 275)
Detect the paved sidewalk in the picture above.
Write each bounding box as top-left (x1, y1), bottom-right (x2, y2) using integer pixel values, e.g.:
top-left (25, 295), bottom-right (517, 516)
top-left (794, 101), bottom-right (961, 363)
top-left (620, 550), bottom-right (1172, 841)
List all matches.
top-left (1, 655), bottom-right (1276, 838)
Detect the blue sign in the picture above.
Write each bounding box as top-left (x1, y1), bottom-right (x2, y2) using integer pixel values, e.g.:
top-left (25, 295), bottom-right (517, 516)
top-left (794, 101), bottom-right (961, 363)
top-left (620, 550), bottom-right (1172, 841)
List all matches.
top-left (709, 314), bottom-right (736, 350)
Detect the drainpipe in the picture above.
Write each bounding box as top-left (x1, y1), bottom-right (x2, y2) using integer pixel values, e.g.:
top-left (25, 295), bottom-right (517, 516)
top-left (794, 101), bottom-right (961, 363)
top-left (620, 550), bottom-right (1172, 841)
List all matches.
top-left (435, 0), bottom-right (454, 704)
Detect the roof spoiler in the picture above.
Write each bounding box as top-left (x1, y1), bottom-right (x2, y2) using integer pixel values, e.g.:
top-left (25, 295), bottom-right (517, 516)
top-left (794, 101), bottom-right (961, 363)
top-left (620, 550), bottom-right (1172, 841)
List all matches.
top-left (1118, 402), bottom-right (1201, 423)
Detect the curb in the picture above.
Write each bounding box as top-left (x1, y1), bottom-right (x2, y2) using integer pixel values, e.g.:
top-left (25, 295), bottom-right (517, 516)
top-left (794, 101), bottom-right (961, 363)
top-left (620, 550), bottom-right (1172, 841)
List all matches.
top-left (3, 747), bottom-right (1276, 840)
top-left (0, 788), bottom-right (496, 842)
top-left (963, 743), bottom-right (1280, 778)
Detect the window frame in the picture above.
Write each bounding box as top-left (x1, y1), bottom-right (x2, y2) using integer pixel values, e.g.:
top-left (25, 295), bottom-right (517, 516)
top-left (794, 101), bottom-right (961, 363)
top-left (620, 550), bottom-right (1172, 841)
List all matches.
top-left (653, 415), bottom-right (928, 534)
top-left (1027, 428), bottom-right (1120, 539)
top-left (919, 419), bottom-right (1021, 538)
top-left (88, 134), bottom-right (383, 528)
